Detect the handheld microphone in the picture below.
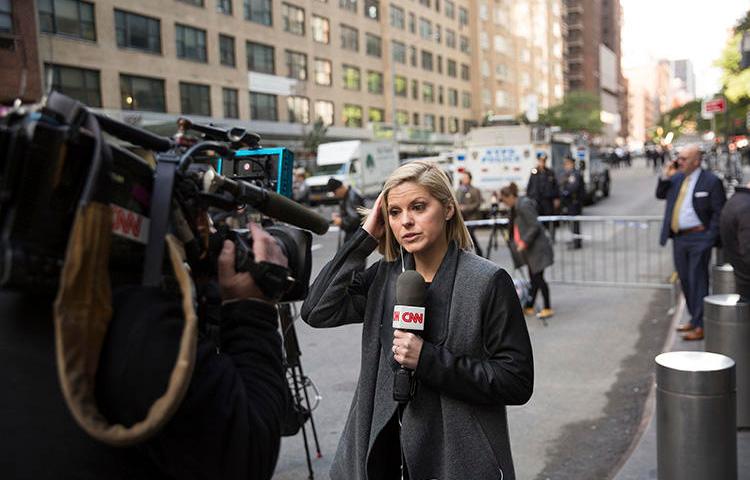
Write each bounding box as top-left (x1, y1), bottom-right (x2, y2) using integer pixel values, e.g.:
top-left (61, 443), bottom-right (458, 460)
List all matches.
top-left (393, 270), bottom-right (426, 403)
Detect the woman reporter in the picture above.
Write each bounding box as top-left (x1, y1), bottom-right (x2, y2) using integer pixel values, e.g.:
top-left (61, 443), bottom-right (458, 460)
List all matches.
top-left (499, 182), bottom-right (555, 319)
top-left (301, 161), bottom-right (533, 480)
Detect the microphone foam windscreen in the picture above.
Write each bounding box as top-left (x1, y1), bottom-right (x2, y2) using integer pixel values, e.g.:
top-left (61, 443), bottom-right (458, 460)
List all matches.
top-left (396, 270), bottom-right (426, 306)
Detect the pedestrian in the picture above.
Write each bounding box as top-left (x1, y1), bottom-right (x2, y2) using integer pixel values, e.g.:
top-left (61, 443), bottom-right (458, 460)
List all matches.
top-left (292, 168), bottom-right (310, 204)
top-left (559, 156), bottom-right (585, 249)
top-left (327, 177), bottom-right (365, 246)
top-left (302, 161), bottom-right (533, 480)
top-left (526, 152), bottom-right (559, 238)
top-left (500, 182), bottom-right (555, 320)
top-left (719, 180), bottom-right (750, 300)
top-left (656, 145), bottom-right (726, 341)
top-left (456, 170), bottom-right (484, 257)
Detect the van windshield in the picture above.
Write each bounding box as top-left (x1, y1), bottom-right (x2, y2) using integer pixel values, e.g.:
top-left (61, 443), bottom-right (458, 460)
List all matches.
top-left (314, 163), bottom-right (346, 175)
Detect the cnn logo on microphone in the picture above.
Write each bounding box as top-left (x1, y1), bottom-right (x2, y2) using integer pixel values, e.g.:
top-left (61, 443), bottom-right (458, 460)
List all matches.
top-left (392, 305), bottom-right (425, 330)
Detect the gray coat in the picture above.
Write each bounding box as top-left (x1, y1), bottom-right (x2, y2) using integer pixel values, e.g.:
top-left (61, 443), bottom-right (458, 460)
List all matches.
top-left (301, 229), bottom-right (534, 480)
top-left (510, 197), bottom-right (554, 274)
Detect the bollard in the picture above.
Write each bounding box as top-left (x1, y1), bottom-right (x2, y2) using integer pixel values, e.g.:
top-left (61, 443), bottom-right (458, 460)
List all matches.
top-left (712, 263), bottom-right (737, 295)
top-left (705, 294), bottom-right (750, 428)
top-left (656, 351), bottom-right (736, 480)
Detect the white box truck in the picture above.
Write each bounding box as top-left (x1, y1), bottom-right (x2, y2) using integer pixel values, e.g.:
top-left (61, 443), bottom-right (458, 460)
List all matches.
top-left (307, 140), bottom-right (399, 204)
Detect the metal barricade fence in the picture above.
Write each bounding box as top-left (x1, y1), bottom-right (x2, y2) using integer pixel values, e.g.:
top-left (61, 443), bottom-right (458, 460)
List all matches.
top-left (465, 215), bottom-right (673, 289)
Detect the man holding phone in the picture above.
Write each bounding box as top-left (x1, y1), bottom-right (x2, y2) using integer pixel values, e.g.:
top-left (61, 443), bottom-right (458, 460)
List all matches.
top-left (656, 145), bottom-right (726, 341)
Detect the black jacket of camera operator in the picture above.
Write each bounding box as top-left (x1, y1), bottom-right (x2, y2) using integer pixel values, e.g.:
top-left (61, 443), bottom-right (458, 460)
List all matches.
top-left (0, 288), bottom-right (286, 480)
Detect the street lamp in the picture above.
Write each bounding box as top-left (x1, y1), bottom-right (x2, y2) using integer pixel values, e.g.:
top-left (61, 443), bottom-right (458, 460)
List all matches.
top-left (741, 31), bottom-right (750, 70)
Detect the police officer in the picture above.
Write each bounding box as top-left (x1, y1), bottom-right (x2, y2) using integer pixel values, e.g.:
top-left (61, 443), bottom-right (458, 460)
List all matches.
top-left (559, 156), bottom-right (585, 249)
top-left (526, 152), bottom-right (559, 237)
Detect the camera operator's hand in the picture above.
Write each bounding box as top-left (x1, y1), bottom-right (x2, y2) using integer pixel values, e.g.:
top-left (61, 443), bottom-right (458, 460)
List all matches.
top-left (218, 222), bottom-right (288, 303)
top-left (363, 192), bottom-right (385, 242)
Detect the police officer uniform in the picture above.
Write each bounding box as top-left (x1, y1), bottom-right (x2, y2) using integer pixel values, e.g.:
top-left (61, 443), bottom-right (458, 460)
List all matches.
top-left (526, 167), bottom-right (559, 217)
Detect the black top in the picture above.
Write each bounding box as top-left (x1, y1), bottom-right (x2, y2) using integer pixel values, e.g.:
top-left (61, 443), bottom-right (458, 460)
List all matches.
top-left (720, 186), bottom-right (750, 293)
top-left (526, 168), bottom-right (560, 215)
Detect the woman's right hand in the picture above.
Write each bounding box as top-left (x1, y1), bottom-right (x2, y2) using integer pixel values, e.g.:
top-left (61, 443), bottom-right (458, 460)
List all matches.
top-left (363, 192), bottom-right (386, 242)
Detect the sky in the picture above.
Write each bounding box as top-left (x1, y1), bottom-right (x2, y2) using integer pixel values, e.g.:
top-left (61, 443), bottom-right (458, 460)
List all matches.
top-left (621, 0), bottom-right (750, 98)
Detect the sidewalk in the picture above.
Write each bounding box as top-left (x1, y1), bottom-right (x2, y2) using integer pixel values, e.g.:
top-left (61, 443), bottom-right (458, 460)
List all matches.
top-left (613, 299), bottom-right (750, 479)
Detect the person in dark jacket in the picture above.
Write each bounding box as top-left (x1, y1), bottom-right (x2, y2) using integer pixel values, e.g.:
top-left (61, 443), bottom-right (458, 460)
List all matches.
top-left (500, 182), bottom-right (555, 319)
top-left (559, 156), bottom-right (586, 249)
top-left (302, 161), bottom-right (533, 480)
top-left (456, 170), bottom-right (484, 257)
top-left (328, 177), bottom-right (365, 246)
top-left (719, 181), bottom-right (750, 300)
top-left (0, 223), bottom-right (289, 480)
top-left (526, 152), bottom-right (559, 240)
top-left (656, 145), bottom-right (726, 340)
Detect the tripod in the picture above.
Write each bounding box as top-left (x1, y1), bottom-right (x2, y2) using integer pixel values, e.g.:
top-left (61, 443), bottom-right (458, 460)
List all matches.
top-left (278, 303), bottom-right (322, 480)
top-left (484, 205), bottom-right (504, 261)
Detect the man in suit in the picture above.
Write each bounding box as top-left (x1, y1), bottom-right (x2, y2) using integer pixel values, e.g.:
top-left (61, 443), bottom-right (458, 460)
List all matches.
top-left (656, 145), bottom-right (726, 340)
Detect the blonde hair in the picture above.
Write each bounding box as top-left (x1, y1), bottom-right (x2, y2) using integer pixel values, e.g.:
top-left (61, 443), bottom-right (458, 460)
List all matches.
top-left (377, 160), bottom-right (473, 262)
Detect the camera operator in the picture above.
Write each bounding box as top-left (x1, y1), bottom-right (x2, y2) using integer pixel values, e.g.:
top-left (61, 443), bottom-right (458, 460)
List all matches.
top-left (0, 223), bottom-right (288, 480)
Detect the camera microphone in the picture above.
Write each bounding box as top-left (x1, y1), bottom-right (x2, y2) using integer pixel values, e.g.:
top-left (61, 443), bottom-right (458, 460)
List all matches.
top-left (392, 270), bottom-right (427, 403)
top-left (202, 168), bottom-right (330, 235)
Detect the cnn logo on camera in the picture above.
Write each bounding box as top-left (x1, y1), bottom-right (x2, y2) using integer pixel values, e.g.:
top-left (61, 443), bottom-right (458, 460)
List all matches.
top-left (392, 305), bottom-right (425, 330)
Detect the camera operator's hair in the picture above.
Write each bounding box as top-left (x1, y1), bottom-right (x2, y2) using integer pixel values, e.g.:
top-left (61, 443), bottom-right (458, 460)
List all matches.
top-left (499, 182), bottom-right (519, 199)
top-left (379, 160), bottom-right (472, 262)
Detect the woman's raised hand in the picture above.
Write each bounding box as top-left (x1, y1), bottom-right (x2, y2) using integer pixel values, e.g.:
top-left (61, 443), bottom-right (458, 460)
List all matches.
top-left (363, 192), bottom-right (386, 242)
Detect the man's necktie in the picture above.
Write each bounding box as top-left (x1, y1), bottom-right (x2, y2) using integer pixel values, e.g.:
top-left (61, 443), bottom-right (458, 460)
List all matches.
top-left (671, 176), bottom-right (690, 233)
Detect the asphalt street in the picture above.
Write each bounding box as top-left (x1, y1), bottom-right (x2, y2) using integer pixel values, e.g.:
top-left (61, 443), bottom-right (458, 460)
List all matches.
top-left (272, 158), bottom-right (675, 480)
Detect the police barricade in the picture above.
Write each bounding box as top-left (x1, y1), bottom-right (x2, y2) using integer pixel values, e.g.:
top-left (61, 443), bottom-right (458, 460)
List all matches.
top-left (465, 215), bottom-right (673, 290)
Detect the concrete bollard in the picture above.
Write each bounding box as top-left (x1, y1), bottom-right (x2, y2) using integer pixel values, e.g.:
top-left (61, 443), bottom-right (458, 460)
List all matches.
top-left (712, 263), bottom-right (737, 295)
top-left (656, 351), bottom-right (736, 480)
top-left (705, 294), bottom-right (750, 428)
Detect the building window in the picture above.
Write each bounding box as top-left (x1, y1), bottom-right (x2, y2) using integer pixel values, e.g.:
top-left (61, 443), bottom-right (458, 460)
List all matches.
top-left (448, 117), bottom-right (458, 133)
top-left (460, 63), bottom-right (469, 80)
top-left (45, 64), bottom-right (101, 107)
top-left (412, 112), bottom-right (419, 126)
top-left (419, 18), bottom-right (432, 41)
top-left (223, 87), bottom-right (239, 118)
top-left (343, 104), bottom-right (363, 128)
top-left (436, 55), bottom-right (442, 74)
top-left (458, 6), bottom-right (468, 26)
top-left (411, 79), bottom-right (418, 100)
top-left (438, 85), bottom-right (444, 104)
top-left (396, 110), bottom-right (408, 125)
top-left (422, 82), bottom-right (434, 103)
top-left (459, 35), bottom-right (469, 54)
top-left (314, 100), bottom-right (334, 125)
top-left (285, 50), bottom-right (307, 80)
top-left (461, 91), bottom-right (471, 108)
top-left (419, 0), bottom-right (430, 7)
top-left (408, 12), bottom-right (415, 33)
top-left (365, 33), bottom-right (381, 57)
top-left (390, 4), bottom-right (404, 29)
top-left (421, 50), bottom-right (433, 71)
top-left (282, 3), bottom-right (305, 36)
top-left (447, 59), bottom-right (456, 77)
top-left (0, 0), bottom-right (11, 33)
top-left (244, 0), bottom-right (272, 26)
top-left (247, 41), bottom-right (275, 74)
top-left (364, 0), bottom-right (379, 20)
top-left (339, 0), bottom-right (357, 12)
top-left (424, 114), bottom-right (435, 132)
top-left (217, 0), bottom-right (233, 15)
top-left (180, 82), bottom-right (211, 116)
top-left (340, 24), bottom-right (358, 51)
top-left (394, 75), bottom-right (407, 97)
top-left (342, 65), bottom-right (361, 90)
top-left (250, 91), bottom-right (277, 120)
top-left (312, 15), bottom-right (329, 43)
top-left (219, 34), bottom-right (236, 66)
top-left (114, 10), bottom-right (160, 54)
top-left (175, 24), bottom-right (207, 62)
top-left (314, 58), bottom-right (332, 86)
top-left (445, 29), bottom-right (455, 48)
top-left (448, 88), bottom-right (458, 106)
top-left (367, 71), bottom-right (383, 94)
top-left (392, 41), bottom-right (406, 64)
top-left (120, 74), bottom-right (165, 112)
top-left (444, 0), bottom-right (454, 19)
top-left (38, 0), bottom-right (96, 41)
top-left (287, 96), bottom-right (310, 123)
top-left (435, 0), bottom-right (440, 13)
top-left (178, 0), bottom-right (204, 6)
top-left (435, 25), bottom-right (441, 43)
top-left (368, 107), bottom-right (384, 123)
top-left (409, 46), bottom-right (417, 66)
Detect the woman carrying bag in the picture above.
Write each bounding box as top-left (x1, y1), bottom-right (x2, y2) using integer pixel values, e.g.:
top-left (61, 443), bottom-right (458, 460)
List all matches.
top-left (500, 182), bottom-right (555, 320)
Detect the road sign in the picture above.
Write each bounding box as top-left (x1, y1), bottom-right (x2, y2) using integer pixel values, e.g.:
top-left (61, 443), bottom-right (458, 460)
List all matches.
top-left (702, 97), bottom-right (726, 116)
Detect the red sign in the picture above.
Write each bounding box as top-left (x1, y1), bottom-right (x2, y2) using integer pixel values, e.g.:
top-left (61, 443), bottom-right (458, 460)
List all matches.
top-left (703, 98), bottom-right (726, 114)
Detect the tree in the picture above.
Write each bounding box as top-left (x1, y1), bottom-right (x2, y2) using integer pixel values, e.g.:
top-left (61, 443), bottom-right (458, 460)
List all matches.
top-left (302, 118), bottom-right (328, 154)
top-left (711, 9), bottom-right (750, 137)
top-left (538, 91), bottom-right (603, 134)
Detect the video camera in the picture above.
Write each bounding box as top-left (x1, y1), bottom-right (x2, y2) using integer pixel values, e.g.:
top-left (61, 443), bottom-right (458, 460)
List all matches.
top-left (0, 91), bottom-right (328, 302)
